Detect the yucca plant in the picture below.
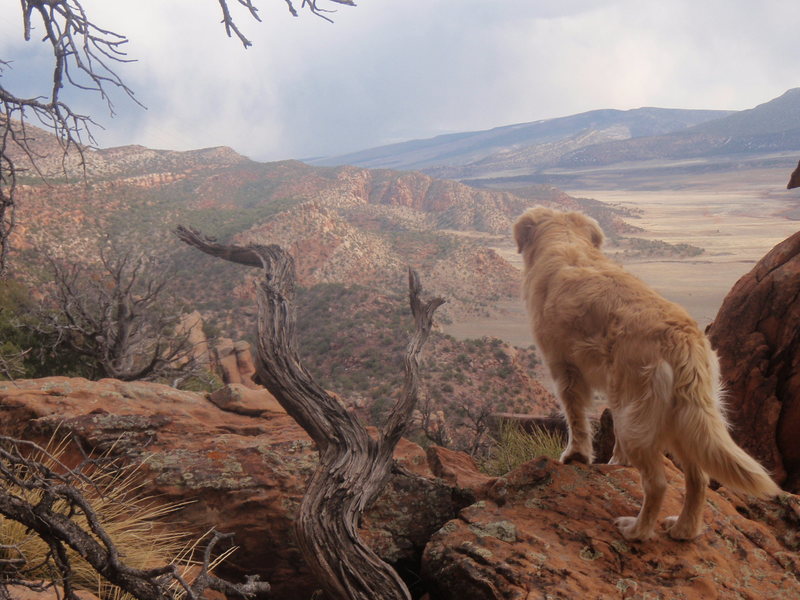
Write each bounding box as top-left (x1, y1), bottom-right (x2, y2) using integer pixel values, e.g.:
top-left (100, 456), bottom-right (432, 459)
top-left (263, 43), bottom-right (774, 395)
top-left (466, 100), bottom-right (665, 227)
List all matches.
top-left (482, 419), bottom-right (565, 476)
top-left (0, 433), bottom-right (234, 599)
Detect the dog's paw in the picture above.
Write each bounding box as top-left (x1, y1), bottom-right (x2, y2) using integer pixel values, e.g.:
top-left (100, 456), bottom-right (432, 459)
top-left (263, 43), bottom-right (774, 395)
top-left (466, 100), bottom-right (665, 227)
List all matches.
top-left (663, 516), bottom-right (702, 541)
top-left (560, 449), bottom-right (591, 464)
top-left (615, 516), bottom-right (654, 541)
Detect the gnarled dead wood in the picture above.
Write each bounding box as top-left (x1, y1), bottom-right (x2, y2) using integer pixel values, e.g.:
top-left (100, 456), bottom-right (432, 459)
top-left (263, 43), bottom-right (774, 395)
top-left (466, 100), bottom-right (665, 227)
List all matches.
top-left (175, 225), bottom-right (445, 600)
top-left (0, 436), bottom-right (271, 600)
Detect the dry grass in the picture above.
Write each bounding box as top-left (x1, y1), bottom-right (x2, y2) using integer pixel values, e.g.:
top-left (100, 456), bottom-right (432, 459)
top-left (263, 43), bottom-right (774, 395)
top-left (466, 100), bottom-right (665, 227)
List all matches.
top-left (0, 435), bottom-right (232, 600)
top-left (482, 420), bottom-right (564, 476)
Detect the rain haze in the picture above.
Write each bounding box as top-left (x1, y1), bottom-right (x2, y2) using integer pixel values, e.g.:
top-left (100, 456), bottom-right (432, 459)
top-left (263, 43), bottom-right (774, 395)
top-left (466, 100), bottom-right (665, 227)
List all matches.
top-left (1, 0), bottom-right (798, 161)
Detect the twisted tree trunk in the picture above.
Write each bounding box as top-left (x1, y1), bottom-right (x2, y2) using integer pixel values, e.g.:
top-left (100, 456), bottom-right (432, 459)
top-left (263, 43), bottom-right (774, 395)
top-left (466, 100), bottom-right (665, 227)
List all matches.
top-left (175, 226), bottom-right (444, 600)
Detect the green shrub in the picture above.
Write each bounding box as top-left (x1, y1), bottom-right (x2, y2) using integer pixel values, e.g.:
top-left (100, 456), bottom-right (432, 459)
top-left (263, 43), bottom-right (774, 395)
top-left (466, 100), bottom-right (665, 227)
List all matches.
top-left (0, 279), bottom-right (92, 380)
top-left (175, 370), bottom-right (224, 393)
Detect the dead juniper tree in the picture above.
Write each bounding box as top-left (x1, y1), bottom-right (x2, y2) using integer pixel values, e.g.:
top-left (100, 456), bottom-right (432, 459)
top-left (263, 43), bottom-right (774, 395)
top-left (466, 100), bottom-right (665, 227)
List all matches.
top-left (175, 226), bottom-right (444, 600)
top-left (0, 0), bottom-right (356, 276)
top-left (37, 239), bottom-right (200, 382)
top-left (0, 435), bottom-right (271, 599)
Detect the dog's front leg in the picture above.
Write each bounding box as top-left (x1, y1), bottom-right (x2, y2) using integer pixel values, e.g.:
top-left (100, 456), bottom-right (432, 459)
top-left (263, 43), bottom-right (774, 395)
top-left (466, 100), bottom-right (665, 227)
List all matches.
top-left (553, 364), bottom-right (594, 464)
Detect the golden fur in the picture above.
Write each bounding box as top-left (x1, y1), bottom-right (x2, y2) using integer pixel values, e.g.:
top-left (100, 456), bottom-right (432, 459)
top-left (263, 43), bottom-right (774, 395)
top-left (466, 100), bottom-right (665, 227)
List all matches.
top-left (514, 206), bottom-right (780, 541)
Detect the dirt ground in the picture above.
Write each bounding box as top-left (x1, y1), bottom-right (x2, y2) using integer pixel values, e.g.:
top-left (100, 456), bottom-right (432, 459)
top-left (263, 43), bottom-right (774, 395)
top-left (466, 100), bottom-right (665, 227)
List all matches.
top-left (444, 163), bottom-right (800, 347)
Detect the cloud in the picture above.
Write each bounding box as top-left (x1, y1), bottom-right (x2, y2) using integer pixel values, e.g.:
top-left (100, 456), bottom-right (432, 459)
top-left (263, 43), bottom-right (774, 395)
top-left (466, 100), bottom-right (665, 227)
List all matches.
top-left (2, 0), bottom-right (799, 161)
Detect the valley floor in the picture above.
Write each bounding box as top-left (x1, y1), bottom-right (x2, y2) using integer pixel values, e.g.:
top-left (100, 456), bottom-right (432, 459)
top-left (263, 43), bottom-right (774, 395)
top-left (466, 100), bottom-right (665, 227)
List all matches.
top-left (444, 162), bottom-right (800, 345)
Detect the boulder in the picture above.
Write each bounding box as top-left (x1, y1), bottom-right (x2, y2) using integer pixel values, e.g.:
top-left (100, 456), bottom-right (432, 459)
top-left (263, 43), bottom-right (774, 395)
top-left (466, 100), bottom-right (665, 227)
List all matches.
top-left (422, 456), bottom-right (800, 599)
top-left (233, 340), bottom-right (258, 386)
top-left (0, 377), bottom-right (464, 600)
top-left (207, 383), bottom-right (285, 416)
top-left (214, 338), bottom-right (260, 389)
top-left (176, 310), bottom-right (211, 367)
top-left (707, 231), bottom-right (800, 491)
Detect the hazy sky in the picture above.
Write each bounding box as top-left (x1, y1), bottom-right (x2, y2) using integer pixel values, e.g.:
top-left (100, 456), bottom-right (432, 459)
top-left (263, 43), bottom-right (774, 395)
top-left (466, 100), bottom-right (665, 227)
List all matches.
top-left (1, 0), bottom-right (798, 162)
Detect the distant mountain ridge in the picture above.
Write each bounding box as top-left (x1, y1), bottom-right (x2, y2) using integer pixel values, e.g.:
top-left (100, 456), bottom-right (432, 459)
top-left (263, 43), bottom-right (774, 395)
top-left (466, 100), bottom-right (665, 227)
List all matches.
top-left (310, 89), bottom-right (800, 186)
top-left (311, 107), bottom-right (732, 173)
top-left (556, 88), bottom-right (800, 169)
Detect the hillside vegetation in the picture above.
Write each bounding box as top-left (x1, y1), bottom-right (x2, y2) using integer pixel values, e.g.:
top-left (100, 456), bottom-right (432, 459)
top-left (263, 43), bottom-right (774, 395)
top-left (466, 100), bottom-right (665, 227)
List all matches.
top-left (7, 121), bottom-right (710, 446)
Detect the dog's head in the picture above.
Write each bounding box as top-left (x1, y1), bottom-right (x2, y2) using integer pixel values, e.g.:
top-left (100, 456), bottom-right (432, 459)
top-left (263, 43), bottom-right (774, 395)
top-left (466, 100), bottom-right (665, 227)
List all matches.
top-left (514, 207), bottom-right (604, 257)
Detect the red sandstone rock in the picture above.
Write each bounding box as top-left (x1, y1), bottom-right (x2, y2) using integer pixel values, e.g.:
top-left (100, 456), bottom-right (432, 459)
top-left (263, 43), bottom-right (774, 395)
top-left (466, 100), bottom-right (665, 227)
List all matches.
top-left (214, 338), bottom-right (241, 384)
top-left (176, 310), bottom-right (211, 368)
top-left (707, 231), bottom-right (800, 491)
top-left (0, 377), bottom-right (461, 600)
top-left (233, 340), bottom-right (258, 387)
top-left (4, 586), bottom-right (100, 600)
top-left (426, 445), bottom-right (494, 492)
top-left (3, 378), bottom-right (797, 599)
top-left (207, 383), bottom-right (285, 416)
top-left (214, 338), bottom-right (260, 389)
top-left (422, 456), bottom-right (800, 599)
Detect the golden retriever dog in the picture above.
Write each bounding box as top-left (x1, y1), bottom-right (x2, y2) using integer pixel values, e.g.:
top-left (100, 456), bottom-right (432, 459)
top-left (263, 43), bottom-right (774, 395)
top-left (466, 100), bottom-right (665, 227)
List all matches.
top-left (514, 207), bottom-right (780, 541)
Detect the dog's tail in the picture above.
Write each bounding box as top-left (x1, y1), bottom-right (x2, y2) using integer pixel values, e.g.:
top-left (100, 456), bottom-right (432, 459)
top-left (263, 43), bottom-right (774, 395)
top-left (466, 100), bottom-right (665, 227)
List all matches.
top-left (670, 344), bottom-right (781, 499)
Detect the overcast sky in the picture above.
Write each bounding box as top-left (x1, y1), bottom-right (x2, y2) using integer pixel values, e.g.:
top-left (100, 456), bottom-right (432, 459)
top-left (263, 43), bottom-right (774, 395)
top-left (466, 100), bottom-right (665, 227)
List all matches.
top-left (1, 0), bottom-right (799, 162)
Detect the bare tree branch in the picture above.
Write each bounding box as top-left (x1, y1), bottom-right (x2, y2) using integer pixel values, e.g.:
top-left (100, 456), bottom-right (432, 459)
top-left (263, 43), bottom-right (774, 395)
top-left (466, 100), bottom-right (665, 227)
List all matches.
top-left (0, 435), bottom-right (271, 599)
top-left (462, 399), bottom-right (494, 457)
top-left (175, 225), bottom-right (444, 600)
top-left (35, 238), bottom-right (201, 382)
top-left (1, 0), bottom-right (138, 276)
top-left (1, 0), bottom-right (357, 276)
top-left (417, 393), bottom-right (452, 447)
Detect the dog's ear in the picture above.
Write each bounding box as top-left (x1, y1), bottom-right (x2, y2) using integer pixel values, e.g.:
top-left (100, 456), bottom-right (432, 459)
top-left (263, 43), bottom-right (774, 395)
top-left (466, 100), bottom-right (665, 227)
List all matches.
top-left (567, 212), bottom-right (604, 248)
top-left (513, 212), bottom-right (537, 253)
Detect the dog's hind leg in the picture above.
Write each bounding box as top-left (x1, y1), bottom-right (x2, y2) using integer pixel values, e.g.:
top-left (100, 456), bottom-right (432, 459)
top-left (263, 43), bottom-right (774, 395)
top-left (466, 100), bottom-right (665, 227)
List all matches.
top-left (552, 364), bottom-right (593, 464)
top-left (663, 451), bottom-right (708, 540)
top-left (608, 437), bottom-right (629, 465)
top-left (612, 361), bottom-right (672, 540)
top-left (615, 446), bottom-right (667, 541)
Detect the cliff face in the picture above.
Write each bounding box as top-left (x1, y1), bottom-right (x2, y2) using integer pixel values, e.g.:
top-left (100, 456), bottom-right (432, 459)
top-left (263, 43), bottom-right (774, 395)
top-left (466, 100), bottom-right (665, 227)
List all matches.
top-left (1, 377), bottom-right (797, 600)
top-left (708, 230), bottom-right (800, 492)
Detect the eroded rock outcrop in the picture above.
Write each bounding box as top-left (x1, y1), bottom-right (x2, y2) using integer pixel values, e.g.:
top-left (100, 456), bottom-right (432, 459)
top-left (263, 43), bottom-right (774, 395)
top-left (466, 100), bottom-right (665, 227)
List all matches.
top-left (2, 377), bottom-right (797, 599)
top-left (707, 230), bottom-right (800, 491)
top-left (0, 377), bottom-right (463, 599)
top-left (214, 338), bottom-right (260, 388)
top-left (422, 457), bottom-right (800, 599)
top-left (176, 310), bottom-right (211, 367)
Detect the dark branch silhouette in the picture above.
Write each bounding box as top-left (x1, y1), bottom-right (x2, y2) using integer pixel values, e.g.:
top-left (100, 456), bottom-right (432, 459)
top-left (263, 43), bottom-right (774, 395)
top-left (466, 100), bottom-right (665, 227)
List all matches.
top-left (788, 159), bottom-right (800, 189)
